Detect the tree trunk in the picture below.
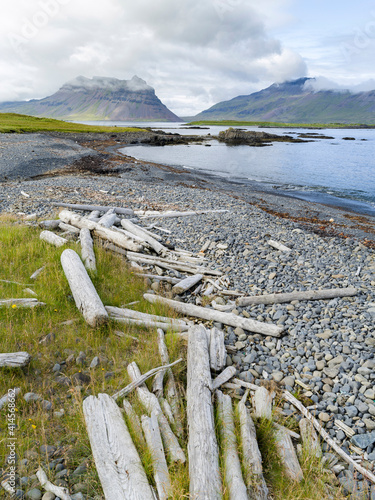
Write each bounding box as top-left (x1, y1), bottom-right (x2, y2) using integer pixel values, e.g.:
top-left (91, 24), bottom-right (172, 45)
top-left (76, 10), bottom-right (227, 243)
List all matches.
top-left (209, 327), bottom-right (226, 372)
top-left (172, 274), bottom-right (203, 295)
top-left (274, 426), bottom-right (303, 482)
top-left (80, 228), bottom-right (96, 272)
top-left (40, 230), bottom-right (67, 247)
top-left (253, 387), bottom-right (274, 419)
top-left (121, 219), bottom-right (168, 256)
top-left (51, 202), bottom-right (134, 216)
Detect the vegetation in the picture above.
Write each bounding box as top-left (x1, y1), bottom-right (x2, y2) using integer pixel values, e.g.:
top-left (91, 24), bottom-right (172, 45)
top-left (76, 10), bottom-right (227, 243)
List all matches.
top-left (188, 120), bottom-right (375, 129)
top-left (0, 113), bottom-right (147, 134)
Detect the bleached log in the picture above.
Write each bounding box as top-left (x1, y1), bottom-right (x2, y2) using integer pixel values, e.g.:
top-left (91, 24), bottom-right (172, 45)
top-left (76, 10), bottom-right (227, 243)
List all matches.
top-left (105, 305), bottom-right (187, 327)
top-left (216, 390), bottom-right (248, 500)
top-left (87, 210), bottom-right (101, 220)
top-left (97, 209), bottom-right (117, 228)
top-left (212, 366), bottom-right (237, 391)
top-left (61, 249), bottom-right (108, 327)
top-left (253, 387), bottom-right (274, 419)
top-left (109, 316), bottom-right (188, 332)
top-left (123, 399), bottom-right (146, 446)
top-left (0, 298), bottom-right (45, 308)
top-left (0, 352), bottom-right (31, 368)
top-left (135, 209), bottom-right (229, 219)
top-left (112, 359), bottom-right (183, 401)
top-left (211, 300), bottom-right (234, 312)
top-left (30, 266), bottom-right (45, 280)
top-left (59, 210), bottom-right (143, 252)
top-left (237, 287), bottom-right (358, 307)
top-left (80, 228), bottom-right (96, 272)
top-left (39, 220), bottom-right (60, 230)
top-left (136, 274), bottom-right (181, 284)
top-left (144, 294), bottom-right (284, 337)
top-left (141, 411), bottom-right (172, 500)
top-left (36, 467), bottom-right (72, 500)
top-left (299, 418), bottom-right (321, 458)
top-left (52, 202), bottom-right (134, 216)
top-left (40, 230), bottom-right (67, 247)
top-left (127, 362), bottom-right (186, 463)
top-left (23, 288), bottom-right (37, 296)
top-left (334, 419), bottom-right (355, 439)
top-left (127, 252), bottom-right (222, 276)
top-left (58, 222), bottom-right (81, 234)
top-left (274, 423), bottom-right (300, 440)
top-left (137, 225), bottom-right (163, 241)
top-left (121, 219), bottom-right (168, 256)
top-left (209, 327), bottom-right (226, 372)
top-left (199, 240), bottom-right (211, 254)
top-left (159, 397), bottom-right (175, 426)
top-left (83, 393), bottom-right (154, 499)
top-left (172, 273), bottom-right (203, 295)
top-left (267, 239), bottom-right (291, 252)
top-left (0, 388), bottom-right (20, 410)
top-left (238, 396), bottom-right (268, 499)
top-left (187, 325), bottom-right (221, 499)
top-left (274, 426), bottom-right (303, 482)
top-left (283, 390), bottom-right (375, 485)
top-left (114, 227), bottom-right (147, 244)
top-left (232, 378), bottom-right (258, 392)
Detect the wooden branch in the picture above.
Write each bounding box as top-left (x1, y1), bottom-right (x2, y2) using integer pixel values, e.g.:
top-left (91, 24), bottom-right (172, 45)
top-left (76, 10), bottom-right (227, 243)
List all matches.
top-left (61, 249), bottom-right (108, 327)
top-left (209, 327), bottom-right (226, 372)
top-left (122, 399), bottom-right (146, 446)
top-left (127, 252), bottom-right (222, 276)
top-left (238, 397), bottom-right (269, 499)
top-left (0, 298), bottom-right (45, 308)
top-left (144, 293), bottom-right (284, 337)
top-left (105, 305), bottom-right (187, 327)
top-left (187, 325), bottom-right (221, 499)
top-left (112, 359), bottom-right (183, 401)
top-left (253, 387), bottom-right (274, 419)
top-left (141, 411), bottom-right (172, 500)
top-left (127, 362), bottom-right (186, 463)
top-left (58, 222), bottom-right (81, 234)
top-left (212, 366), bottom-right (237, 391)
top-left (98, 209), bottom-right (118, 228)
top-left (51, 202), bottom-right (134, 216)
top-left (237, 287), bottom-right (358, 307)
top-left (87, 210), bottom-right (101, 220)
top-left (80, 228), bottom-right (96, 272)
top-left (83, 393), bottom-right (154, 499)
top-left (40, 230), bottom-right (68, 247)
top-left (159, 397), bottom-right (175, 426)
top-left (39, 220), bottom-right (60, 230)
top-left (135, 209), bottom-right (229, 219)
top-left (172, 273), bottom-right (203, 295)
top-left (36, 467), bottom-right (72, 500)
top-left (299, 418), bottom-right (321, 458)
top-left (30, 266), bottom-right (45, 280)
top-left (121, 219), bottom-right (168, 255)
top-left (135, 273), bottom-right (181, 284)
top-left (283, 390), bottom-right (375, 485)
top-left (274, 426), bottom-right (303, 482)
top-left (109, 316), bottom-right (188, 332)
top-left (267, 239), bottom-right (291, 252)
top-left (0, 388), bottom-right (20, 410)
top-left (216, 390), bottom-right (248, 500)
top-left (0, 352), bottom-right (31, 368)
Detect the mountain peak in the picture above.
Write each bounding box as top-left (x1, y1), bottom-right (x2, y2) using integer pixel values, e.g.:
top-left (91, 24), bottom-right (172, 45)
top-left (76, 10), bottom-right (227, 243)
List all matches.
top-left (61, 75), bottom-right (153, 93)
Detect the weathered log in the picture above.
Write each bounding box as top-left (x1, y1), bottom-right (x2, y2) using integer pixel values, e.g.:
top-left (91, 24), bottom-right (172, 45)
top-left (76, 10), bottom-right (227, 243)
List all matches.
top-left (141, 411), bottom-right (172, 500)
top-left (40, 230), bottom-right (68, 247)
top-left (122, 399), bottom-right (146, 446)
top-left (238, 395), bottom-right (269, 499)
top-left (83, 393), bottom-right (154, 499)
top-left (187, 325), bottom-right (221, 499)
top-left (136, 273), bottom-right (181, 284)
top-left (0, 352), bottom-right (31, 368)
top-left (159, 397), bottom-right (175, 426)
top-left (0, 298), bottom-right (45, 308)
top-left (127, 362), bottom-right (186, 463)
top-left (299, 418), bottom-right (321, 458)
top-left (274, 423), bottom-right (300, 440)
top-left (253, 387), bottom-right (274, 419)
top-left (87, 210), bottom-right (101, 220)
top-left (283, 390), bottom-right (375, 485)
top-left (135, 209), bottom-right (229, 219)
top-left (98, 209), bottom-right (118, 228)
top-left (0, 388), bottom-right (20, 410)
top-left (59, 210), bottom-right (143, 252)
top-left (121, 219), bottom-right (168, 255)
top-left (30, 266), bottom-right (45, 280)
top-left (127, 252), bottom-right (222, 276)
top-left (172, 273), bottom-right (203, 295)
top-left (144, 294), bottom-right (284, 337)
top-left (23, 288), bottom-right (37, 297)
top-left (267, 239), bottom-right (291, 252)
top-left (114, 226), bottom-right (147, 244)
top-left (274, 426), bottom-right (303, 482)
top-left (105, 305), bottom-right (187, 327)
top-left (212, 366), bottom-right (237, 391)
top-left (61, 249), bottom-right (108, 327)
top-left (39, 220), bottom-right (60, 230)
top-left (237, 287), bottom-right (358, 307)
top-left (112, 359), bottom-right (183, 401)
top-left (36, 467), bottom-right (72, 500)
top-left (80, 228), bottom-right (96, 272)
top-left (58, 222), bottom-right (81, 234)
top-left (216, 390), bottom-right (248, 500)
top-left (108, 316), bottom-right (188, 332)
top-left (209, 327), bottom-right (226, 372)
top-left (51, 202), bottom-right (134, 216)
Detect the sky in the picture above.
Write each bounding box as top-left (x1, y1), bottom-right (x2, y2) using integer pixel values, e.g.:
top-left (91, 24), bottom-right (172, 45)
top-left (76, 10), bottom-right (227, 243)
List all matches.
top-left (1, 0), bottom-right (375, 116)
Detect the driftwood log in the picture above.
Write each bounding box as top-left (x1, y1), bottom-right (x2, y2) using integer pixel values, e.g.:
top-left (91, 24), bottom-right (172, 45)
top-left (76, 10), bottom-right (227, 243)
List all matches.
top-left (135, 209), bottom-right (229, 219)
top-left (187, 325), bottom-right (221, 499)
top-left (40, 230), bottom-right (67, 247)
top-left (83, 393), bottom-right (154, 499)
top-left (144, 293), bottom-right (284, 337)
top-left (212, 366), bottom-right (237, 391)
top-left (80, 228), bottom-right (97, 272)
top-left (122, 399), bottom-right (146, 446)
top-left (237, 287), bottom-right (358, 306)
top-left (267, 239), bottom-right (291, 252)
top-left (52, 202), bottom-right (134, 216)
top-left (209, 327), bottom-right (226, 372)
top-left (61, 249), bottom-right (108, 327)
top-left (105, 305), bottom-right (188, 328)
top-left (30, 266), bottom-right (45, 280)
top-left (253, 387), bottom-right (275, 419)
top-left (0, 298), bottom-right (45, 308)
top-left (274, 426), bottom-right (303, 482)
top-left (98, 209), bottom-right (118, 228)
top-left (121, 219), bottom-right (168, 255)
top-left (36, 467), bottom-right (72, 500)
top-left (299, 418), bottom-right (321, 458)
top-left (172, 274), bottom-right (203, 295)
top-left (0, 352), bottom-right (31, 368)
top-left (58, 222), bottom-right (81, 235)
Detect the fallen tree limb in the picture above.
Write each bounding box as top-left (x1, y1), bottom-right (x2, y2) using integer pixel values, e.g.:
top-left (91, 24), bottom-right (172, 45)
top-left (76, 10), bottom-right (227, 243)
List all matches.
top-left (274, 426), bottom-right (303, 482)
top-left (122, 399), bottom-right (146, 446)
top-left (267, 239), bottom-right (291, 252)
top-left (172, 273), bottom-right (203, 295)
top-left (0, 352), bottom-right (31, 368)
top-left (127, 252), bottom-right (222, 276)
top-left (36, 467), bottom-right (72, 500)
top-left (299, 418), bottom-right (321, 458)
top-left (30, 266), bottom-right (45, 280)
top-left (105, 305), bottom-right (187, 327)
top-left (135, 273), bottom-right (181, 284)
top-left (58, 222), bottom-right (81, 235)
top-left (40, 230), bottom-right (68, 247)
top-left (0, 298), bottom-right (45, 308)
top-left (237, 287), bottom-right (358, 307)
top-left (51, 202), bottom-right (134, 216)
top-left (144, 293), bottom-right (284, 337)
top-left (135, 209), bottom-right (229, 219)
top-left (253, 387), bottom-right (275, 419)
top-left (80, 228), bottom-right (96, 272)
top-left (109, 316), bottom-right (188, 332)
top-left (121, 219), bottom-right (169, 256)
top-left (209, 327), bottom-right (226, 372)
top-left (212, 366), bottom-right (237, 391)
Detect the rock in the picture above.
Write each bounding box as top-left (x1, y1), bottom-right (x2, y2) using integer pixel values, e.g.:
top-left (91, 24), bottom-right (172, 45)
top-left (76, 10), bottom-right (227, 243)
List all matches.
top-left (40, 400), bottom-right (52, 411)
top-left (39, 445), bottom-right (56, 458)
top-left (364, 388), bottom-right (375, 400)
top-left (24, 393), bottom-right (41, 402)
top-left (24, 450), bottom-right (38, 460)
top-left (234, 327), bottom-right (245, 336)
top-left (316, 331), bottom-right (333, 340)
top-left (323, 367), bottom-right (339, 378)
top-left (364, 418), bottom-right (375, 430)
top-left (282, 376), bottom-right (295, 387)
top-left (25, 489), bottom-right (42, 500)
top-left (72, 372), bottom-right (91, 385)
top-left (42, 493), bottom-right (55, 500)
top-left (351, 431), bottom-right (375, 449)
top-left (52, 363), bottom-right (61, 373)
top-left (271, 371), bottom-right (284, 382)
top-left (90, 356), bottom-right (100, 369)
top-left (345, 406), bottom-right (359, 418)
top-left (318, 412), bottom-right (331, 423)
top-left (53, 409), bottom-right (65, 418)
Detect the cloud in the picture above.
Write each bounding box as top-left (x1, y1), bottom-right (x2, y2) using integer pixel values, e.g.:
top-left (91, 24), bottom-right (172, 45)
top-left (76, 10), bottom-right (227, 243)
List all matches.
top-left (304, 76), bottom-right (375, 93)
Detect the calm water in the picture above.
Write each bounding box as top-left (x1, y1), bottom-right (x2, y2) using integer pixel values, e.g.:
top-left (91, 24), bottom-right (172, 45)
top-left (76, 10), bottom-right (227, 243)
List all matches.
top-left (78, 121), bottom-right (375, 216)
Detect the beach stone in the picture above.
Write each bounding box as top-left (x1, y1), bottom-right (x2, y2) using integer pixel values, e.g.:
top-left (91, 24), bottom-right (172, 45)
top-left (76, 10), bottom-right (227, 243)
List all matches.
top-left (42, 493), bottom-right (55, 500)
top-left (316, 331), bottom-right (332, 340)
top-left (323, 367), bottom-right (339, 378)
top-left (39, 445), bottom-right (56, 458)
top-left (345, 406), bottom-right (359, 418)
top-left (351, 431), bottom-right (375, 449)
top-left (234, 327), bottom-right (245, 336)
top-left (90, 356), bottom-right (100, 369)
top-left (52, 363), bottom-right (60, 373)
top-left (72, 372), bottom-right (91, 385)
top-left (25, 489), bottom-right (42, 500)
top-left (364, 389), bottom-right (375, 400)
top-left (271, 371), bottom-right (284, 382)
top-left (319, 412), bottom-right (330, 423)
top-left (24, 393), bottom-right (41, 402)
top-left (41, 400), bottom-right (52, 411)
top-left (282, 376), bottom-right (295, 387)
top-left (364, 419), bottom-right (375, 430)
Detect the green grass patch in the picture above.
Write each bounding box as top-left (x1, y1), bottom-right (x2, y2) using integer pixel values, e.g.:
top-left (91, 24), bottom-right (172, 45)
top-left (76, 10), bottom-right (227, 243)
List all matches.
top-left (0, 112), bottom-right (148, 134)
top-left (188, 120), bottom-right (375, 129)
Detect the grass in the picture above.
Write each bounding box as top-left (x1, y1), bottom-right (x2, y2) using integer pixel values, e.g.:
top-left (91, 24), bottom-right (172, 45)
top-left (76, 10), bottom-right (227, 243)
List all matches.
top-left (188, 120), bottom-right (375, 129)
top-left (0, 113), bottom-right (148, 134)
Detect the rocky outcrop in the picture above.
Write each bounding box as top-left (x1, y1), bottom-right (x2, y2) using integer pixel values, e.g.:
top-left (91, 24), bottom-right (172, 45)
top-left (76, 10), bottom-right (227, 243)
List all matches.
top-left (217, 128), bottom-right (305, 146)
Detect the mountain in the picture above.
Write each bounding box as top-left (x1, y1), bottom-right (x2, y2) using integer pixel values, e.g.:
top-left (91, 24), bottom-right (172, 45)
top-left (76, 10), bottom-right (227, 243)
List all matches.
top-left (0, 76), bottom-right (181, 122)
top-left (193, 78), bottom-right (375, 124)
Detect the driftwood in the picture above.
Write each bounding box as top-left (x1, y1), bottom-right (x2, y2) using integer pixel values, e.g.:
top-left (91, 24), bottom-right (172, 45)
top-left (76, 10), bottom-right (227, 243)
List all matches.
top-left (238, 394), bottom-right (269, 499)
top-left (61, 249), bottom-right (108, 327)
top-left (283, 390), bottom-right (375, 485)
top-left (80, 228), bottom-right (96, 272)
top-left (141, 411), bottom-right (172, 500)
top-left (30, 266), bottom-right (45, 280)
top-left (58, 222), bottom-right (81, 234)
top-left (127, 362), bottom-right (186, 463)
top-left (135, 209), bottom-right (229, 219)
top-left (23, 288), bottom-right (37, 297)
top-left (253, 387), bottom-right (275, 419)
top-left (187, 325), bottom-right (221, 499)
top-left (212, 366), bottom-right (237, 391)
top-left (209, 327), bottom-right (226, 372)
top-left (121, 219), bottom-right (168, 255)
top-left (0, 298), bottom-right (45, 308)
top-left (110, 316), bottom-right (188, 332)
top-left (159, 397), bottom-right (175, 426)
top-left (0, 388), bottom-right (20, 410)
top-left (237, 287), bottom-right (358, 307)
top-left (112, 359), bottom-right (183, 401)
top-left (216, 390), bottom-right (248, 500)
top-left (122, 399), bottom-right (146, 446)
top-left (172, 273), bottom-right (203, 295)
top-left (299, 418), bottom-right (321, 458)
top-left (83, 393), bottom-right (154, 499)
top-left (40, 230), bottom-right (67, 247)
top-left (105, 305), bottom-right (187, 328)
top-left (36, 467), bottom-right (72, 500)
top-left (59, 210), bottom-right (143, 252)
top-left (0, 352), bottom-right (31, 368)
top-left (136, 273), bottom-right (181, 284)
top-left (267, 239), bottom-right (291, 252)
top-left (39, 220), bottom-right (60, 230)
top-left (98, 209), bottom-right (118, 228)
top-left (274, 426), bottom-right (303, 482)
top-left (144, 294), bottom-right (284, 337)
top-left (87, 210), bottom-right (101, 221)
top-left (52, 202), bottom-right (134, 216)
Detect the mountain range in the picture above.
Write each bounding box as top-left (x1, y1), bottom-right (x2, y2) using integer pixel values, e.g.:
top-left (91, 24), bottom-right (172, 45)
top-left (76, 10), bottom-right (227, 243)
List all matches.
top-left (193, 78), bottom-right (375, 124)
top-left (0, 76), bottom-right (181, 122)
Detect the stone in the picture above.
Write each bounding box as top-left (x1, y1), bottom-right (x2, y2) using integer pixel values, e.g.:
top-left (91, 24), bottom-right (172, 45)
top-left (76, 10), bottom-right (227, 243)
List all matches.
top-left (39, 445), bottom-right (56, 458)
top-left (72, 372), bottom-right (91, 385)
top-left (90, 356), bottom-right (100, 369)
top-left (282, 376), bottom-right (295, 387)
top-left (234, 327), bottom-right (245, 336)
top-left (345, 406), bottom-right (359, 418)
top-left (318, 412), bottom-right (330, 423)
top-left (25, 489), bottom-right (42, 500)
top-left (364, 418), bottom-right (375, 430)
top-left (316, 331), bottom-right (332, 340)
top-left (271, 371), bottom-right (284, 382)
top-left (24, 393), bottom-right (41, 402)
top-left (350, 431), bottom-right (375, 449)
top-left (364, 389), bottom-right (375, 400)
top-left (323, 367), bottom-right (339, 378)
top-left (42, 493), bottom-right (55, 500)
top-left (40, 400), bottom-right (52, 411)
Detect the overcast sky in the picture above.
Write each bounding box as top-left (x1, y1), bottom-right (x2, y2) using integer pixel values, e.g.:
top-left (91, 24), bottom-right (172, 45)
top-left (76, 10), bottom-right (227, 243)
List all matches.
top-left (1, 0), bottom-right (375, 115)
